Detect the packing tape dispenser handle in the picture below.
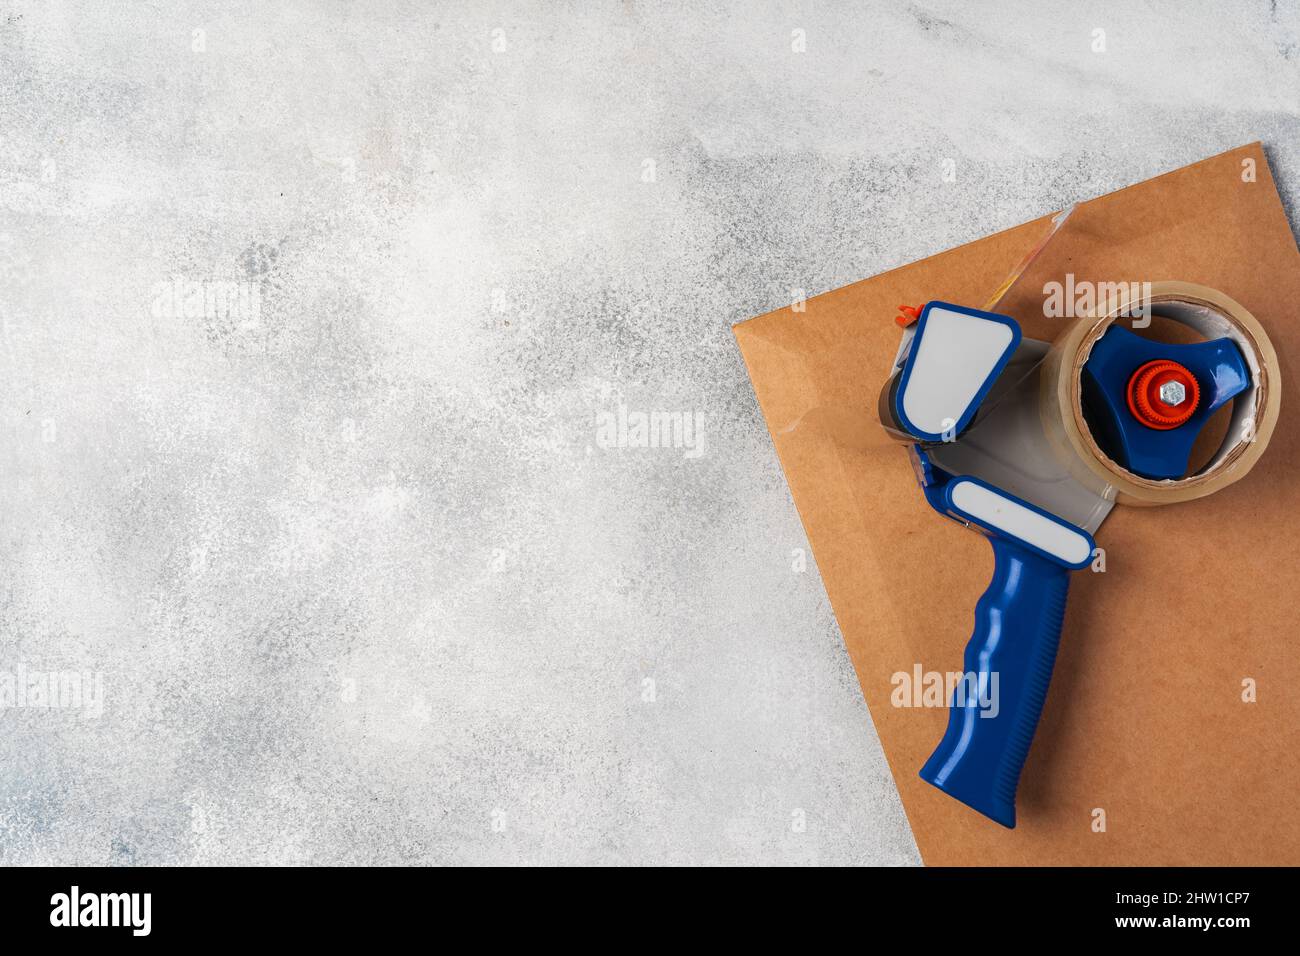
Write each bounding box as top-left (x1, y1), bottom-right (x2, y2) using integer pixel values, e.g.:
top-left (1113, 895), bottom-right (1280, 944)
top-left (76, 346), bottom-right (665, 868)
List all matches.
top-left (909, 471), bottom-right (1095, 829)
top-left (919, 534), bottom-right (1074, 829)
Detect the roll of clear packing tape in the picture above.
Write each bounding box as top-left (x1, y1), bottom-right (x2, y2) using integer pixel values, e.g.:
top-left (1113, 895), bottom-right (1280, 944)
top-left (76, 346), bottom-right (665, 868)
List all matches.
top-left (1039, 281), bottom-right (1281, 506)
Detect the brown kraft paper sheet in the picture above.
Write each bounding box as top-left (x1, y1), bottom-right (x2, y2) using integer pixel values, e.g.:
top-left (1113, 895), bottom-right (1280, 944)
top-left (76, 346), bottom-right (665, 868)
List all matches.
top-left (732, 143), bottom-right (1298, 865)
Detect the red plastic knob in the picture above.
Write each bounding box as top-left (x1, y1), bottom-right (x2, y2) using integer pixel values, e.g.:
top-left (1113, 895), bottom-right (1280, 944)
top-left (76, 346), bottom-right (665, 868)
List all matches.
top-left (1126, 359), bottom-right (1200, 430)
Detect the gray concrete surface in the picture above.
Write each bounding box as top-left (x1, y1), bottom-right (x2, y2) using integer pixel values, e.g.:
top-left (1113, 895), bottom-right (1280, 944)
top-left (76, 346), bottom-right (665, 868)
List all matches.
top-left (1, 1), bottom-right (1296, 865)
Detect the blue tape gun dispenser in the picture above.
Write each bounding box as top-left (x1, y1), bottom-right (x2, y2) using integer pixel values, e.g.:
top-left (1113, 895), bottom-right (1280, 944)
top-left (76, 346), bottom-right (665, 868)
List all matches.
top-left (877, 287), bottom-right (1277, 828)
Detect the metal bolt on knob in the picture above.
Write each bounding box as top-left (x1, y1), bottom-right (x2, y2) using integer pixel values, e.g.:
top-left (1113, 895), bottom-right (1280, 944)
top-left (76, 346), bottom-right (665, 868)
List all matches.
top-left (1159, 380), bottom-right (1187, 406)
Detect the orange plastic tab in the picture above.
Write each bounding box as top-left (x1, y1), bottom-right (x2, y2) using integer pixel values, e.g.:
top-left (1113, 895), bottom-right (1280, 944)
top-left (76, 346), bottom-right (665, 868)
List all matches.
top-left (895, 303), bottom-right (923, 328)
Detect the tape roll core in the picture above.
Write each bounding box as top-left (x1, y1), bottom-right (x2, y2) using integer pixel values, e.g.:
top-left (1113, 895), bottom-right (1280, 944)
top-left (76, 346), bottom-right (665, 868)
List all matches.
top-left (1041, 281), bottom-right (1280, 507)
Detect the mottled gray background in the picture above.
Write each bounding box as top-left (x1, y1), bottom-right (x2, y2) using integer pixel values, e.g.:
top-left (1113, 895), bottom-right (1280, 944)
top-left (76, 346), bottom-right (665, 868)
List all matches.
top-left (1, 1), bottom-right (1297, 866)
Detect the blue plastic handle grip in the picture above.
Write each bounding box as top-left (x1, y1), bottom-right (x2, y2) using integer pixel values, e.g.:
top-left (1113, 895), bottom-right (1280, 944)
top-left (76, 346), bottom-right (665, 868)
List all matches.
top-left (919, 534), bottom-right (1072, 828)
